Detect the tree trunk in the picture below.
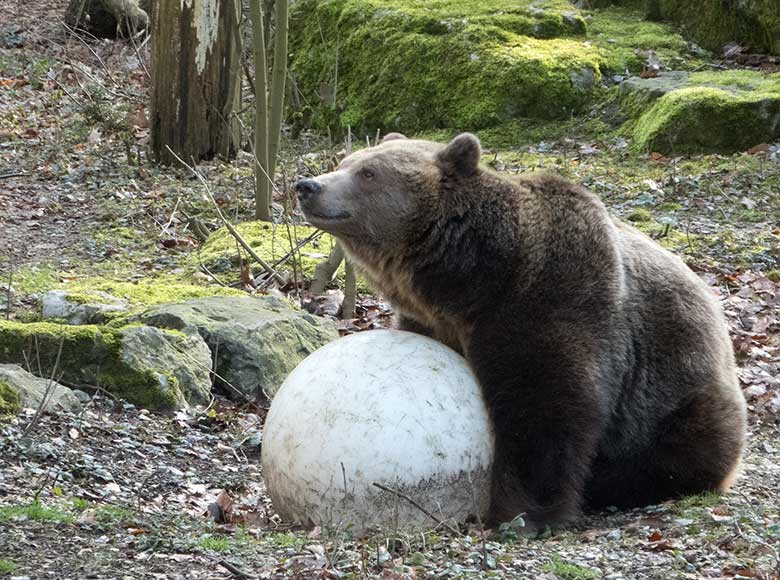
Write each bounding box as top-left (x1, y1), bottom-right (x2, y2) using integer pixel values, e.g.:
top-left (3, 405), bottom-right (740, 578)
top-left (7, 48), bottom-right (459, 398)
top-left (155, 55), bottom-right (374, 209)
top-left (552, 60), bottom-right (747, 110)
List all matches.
top-left (342, 257), bottom-right (357, 319)
top-left (150, 0), bottom-right (241, 165)
top-left (267, 0), bottom-right (288, 181)
top-left (250, 0), bottom-right (271, 221)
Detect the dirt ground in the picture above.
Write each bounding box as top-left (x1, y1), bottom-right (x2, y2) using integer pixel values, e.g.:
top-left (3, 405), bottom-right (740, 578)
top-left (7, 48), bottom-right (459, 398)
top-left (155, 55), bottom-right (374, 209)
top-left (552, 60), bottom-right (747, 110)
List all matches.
top-left (1, 0), bottom-right (779, 579)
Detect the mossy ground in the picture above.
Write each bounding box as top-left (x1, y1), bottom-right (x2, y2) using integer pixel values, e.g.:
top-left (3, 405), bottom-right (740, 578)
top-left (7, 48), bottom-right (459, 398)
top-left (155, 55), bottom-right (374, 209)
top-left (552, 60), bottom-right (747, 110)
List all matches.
top-left (586, 6), bottom-right (692, 72)
top-left (0, 559), bottom-right (17, 574)
top-left (543, 556), bottom-right (601, 580)
top-left (199, 221), bottom-right (340, 279)
top-left (489, 147), bottom-right (779, 271)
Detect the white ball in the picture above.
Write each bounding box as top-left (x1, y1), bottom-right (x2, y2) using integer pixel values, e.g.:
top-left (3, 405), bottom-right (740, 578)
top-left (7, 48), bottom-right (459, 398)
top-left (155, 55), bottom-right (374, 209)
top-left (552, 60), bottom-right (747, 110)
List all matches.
top-left (262, 329), bottom-right (494, 535)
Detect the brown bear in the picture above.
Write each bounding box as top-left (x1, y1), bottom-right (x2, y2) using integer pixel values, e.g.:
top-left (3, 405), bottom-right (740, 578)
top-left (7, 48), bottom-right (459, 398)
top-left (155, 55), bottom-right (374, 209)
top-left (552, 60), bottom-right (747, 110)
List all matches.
top-left (294, 133), bottom-right (747, 532)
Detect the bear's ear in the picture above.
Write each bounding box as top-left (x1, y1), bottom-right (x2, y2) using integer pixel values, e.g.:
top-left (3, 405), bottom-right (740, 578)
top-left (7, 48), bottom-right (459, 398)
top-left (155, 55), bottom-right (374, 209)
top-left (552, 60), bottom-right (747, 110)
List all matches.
top-left (438, 133), bottom-right (481, 176)
top-left (381, 132), bottom-right (408, 144)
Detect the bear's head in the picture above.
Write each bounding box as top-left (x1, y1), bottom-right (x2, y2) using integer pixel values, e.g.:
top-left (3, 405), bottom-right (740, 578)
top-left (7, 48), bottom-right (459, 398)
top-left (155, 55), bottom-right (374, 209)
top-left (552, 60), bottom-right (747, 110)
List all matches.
top-left (294, 133), bottom-right (482, 248)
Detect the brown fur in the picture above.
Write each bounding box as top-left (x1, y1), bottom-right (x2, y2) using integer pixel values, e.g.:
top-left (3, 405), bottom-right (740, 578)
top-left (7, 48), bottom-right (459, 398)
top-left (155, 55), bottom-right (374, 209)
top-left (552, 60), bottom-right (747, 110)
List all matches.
top-left (295, 133), bottom-right (748, 532)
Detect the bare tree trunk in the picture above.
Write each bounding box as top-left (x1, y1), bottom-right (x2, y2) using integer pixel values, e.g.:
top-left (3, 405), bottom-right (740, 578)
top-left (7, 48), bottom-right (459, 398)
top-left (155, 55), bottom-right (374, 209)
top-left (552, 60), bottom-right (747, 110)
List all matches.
top-left (150, 0), bottom-right (241, 165)
top-left (250, 0), bottom-right (288, 221)
top-left (250, 0), bottom-right (271, 221)
top-left (267, 0), bottom-right (288, 180)
top-left (342, 257), bottom-right (357, 319)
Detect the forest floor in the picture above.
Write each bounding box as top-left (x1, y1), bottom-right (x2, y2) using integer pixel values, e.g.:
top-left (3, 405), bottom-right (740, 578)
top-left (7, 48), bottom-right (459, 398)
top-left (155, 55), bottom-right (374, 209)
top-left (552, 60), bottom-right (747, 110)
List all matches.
top-left (1, 0), bottom-right (779, 579)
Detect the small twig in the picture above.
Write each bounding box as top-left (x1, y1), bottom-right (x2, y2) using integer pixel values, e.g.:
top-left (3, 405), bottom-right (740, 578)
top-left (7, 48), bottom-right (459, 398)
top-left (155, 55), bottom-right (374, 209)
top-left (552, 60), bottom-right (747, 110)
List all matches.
top-left (198, 258), bottom-right (231, 288)
top-left (62, 22), bottom-right (125, 92)
top-left (126, 23), bottom-right (151, 79)
top-left (0, 172), bottom-right (26, 180)
top-left (33, 469), bottom-right (61, 503)
top-left (218, 559), bottom-right (256, 579)
top-left (371, 482), bottom-right (461, 536)
top-left (23, 337), bottom-right (65, 436)
top-left (161, 196), bottom-right (181, 235)
top-left (164, 146), bottom-right (285, 285)
top-left (4, 268), bottom-right (12, 320)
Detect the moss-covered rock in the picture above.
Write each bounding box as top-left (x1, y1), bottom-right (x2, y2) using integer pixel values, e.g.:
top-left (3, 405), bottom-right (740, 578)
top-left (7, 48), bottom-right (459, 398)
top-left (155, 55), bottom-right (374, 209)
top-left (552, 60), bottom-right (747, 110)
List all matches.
top-left (0, 320), bottom-right (212, 410)
top-left (288, 0), bottom-right (704, 134)
top-left (42, 290), bottom-right (129, 325)
top-left (624, 70), bottom-right (780, 153)
top-left (0, 364), bottom-right (82, 414)
top-left (657, 0), bottom-right (780, 56)
top-left (137, 296), bottom-right (339, 400)
top-left (290, 0), bottom-right (603, 133)
top-left (199, 221), bottom-right (339, 279)
top-left (595, 0), bottom-right (780, 56)
top-left (586, 7), bottom-right (691, 72)
top-left (58, 278), bottom-right (245, 311)
top-left (0, 379), bottom-right (21, 415)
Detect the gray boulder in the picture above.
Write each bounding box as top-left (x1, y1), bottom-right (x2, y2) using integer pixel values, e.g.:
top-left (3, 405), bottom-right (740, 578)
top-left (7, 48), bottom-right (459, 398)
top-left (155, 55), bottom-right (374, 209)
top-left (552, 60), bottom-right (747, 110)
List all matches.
top-left (138, 296), bottom-right (338, 400)
top-left (118, 326), bottom-right (213, 409)
top-left (0, 320), bottom-right (212, 411)
top-left (619, 71), bottom-right (690, 104)
top-left (0, 363), bottom-right (82, 414)
top-left (621, 70), bottom-right (780, 153)
top-left (42, 290), bottom-right (128, 325)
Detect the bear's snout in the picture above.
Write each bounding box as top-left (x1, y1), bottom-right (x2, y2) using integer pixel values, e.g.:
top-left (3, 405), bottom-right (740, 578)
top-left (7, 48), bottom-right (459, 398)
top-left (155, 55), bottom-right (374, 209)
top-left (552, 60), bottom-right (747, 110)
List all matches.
top-left (294, 178), bottom-right (322, 201)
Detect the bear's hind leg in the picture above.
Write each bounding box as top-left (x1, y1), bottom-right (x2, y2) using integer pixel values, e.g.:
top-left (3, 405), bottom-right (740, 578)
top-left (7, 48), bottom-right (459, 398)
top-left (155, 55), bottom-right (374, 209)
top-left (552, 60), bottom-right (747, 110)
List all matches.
top-left (587, 389), bottom-right (746, 509)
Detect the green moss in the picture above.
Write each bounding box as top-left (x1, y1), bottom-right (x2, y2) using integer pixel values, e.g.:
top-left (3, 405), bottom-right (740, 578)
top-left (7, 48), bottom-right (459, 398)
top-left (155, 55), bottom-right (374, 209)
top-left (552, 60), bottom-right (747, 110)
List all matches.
top-left (0, 320), bottom-right (184, 410)
top-left (290, 0), bottom-right (605, 133)
top-left (266, 531), bottom-right (307, 550)
top-left (0, 502), bottom-right (74, 524)
top-left (592, 0), bottom-right (780, 55)
top-left (94, 505), bottom-right (134, 523)
top-left (0, 559), bottom-right (17, 574)
top-left (0, 379), bottom-right (20, 415)
top-left (674, 491), bottom-right (723, 511)
top-left (71, 498), bottom-right (90, 511)
top-left (586, 6), bottom-right (692, 72)
top-left (7, 265), bottom-right (59, 295)
top-left (543, 556), bottom-right (600, 580)
top-left (656, 0), bottom-right (780, 56)
top-left (199, 221), bottom-right (339, 279)
top-left (197, 535), bottom-right (232, 552)
top-left (688, 69), bottom-right (780, 93)
top-left (626, 207), bottom-right (653, 222)
top-left (62, 278), bottom-right (244, 310)
top-left (766, 270), bottom-right (780, 283)
top-left (673, 491), bottom-right (723, 515)
top-left (632, 86), bottom-right (780, 154)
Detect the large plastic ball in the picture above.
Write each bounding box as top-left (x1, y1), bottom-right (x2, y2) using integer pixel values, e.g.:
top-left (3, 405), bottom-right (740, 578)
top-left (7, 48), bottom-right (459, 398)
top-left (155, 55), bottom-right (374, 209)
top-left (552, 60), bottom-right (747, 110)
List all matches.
top-left (261, 329), bottom-right (494, 535)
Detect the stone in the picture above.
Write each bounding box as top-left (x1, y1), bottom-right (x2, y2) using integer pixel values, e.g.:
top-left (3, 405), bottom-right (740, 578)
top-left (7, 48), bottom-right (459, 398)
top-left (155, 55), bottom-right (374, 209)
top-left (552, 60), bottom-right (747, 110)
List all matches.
top-left (42, 290), bottom-right (128, 325)
top-left (137, 296), bottom-right (338, 400)
top-left (622, 70), bottom-right (780, 153)
top-left (619, 71), bottom-right (690, 104)
top-left (0, 363), bottom-right (82, 414)
top-left (118, 326), bottom-right (213, 409)
top-left (0, 320), bottom-right (212, 411)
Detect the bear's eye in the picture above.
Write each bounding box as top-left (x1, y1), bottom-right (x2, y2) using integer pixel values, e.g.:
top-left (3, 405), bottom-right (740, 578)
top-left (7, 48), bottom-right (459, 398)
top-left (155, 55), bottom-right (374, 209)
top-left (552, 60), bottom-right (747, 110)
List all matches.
top-left (360, 168), bottom-right (375, 179)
